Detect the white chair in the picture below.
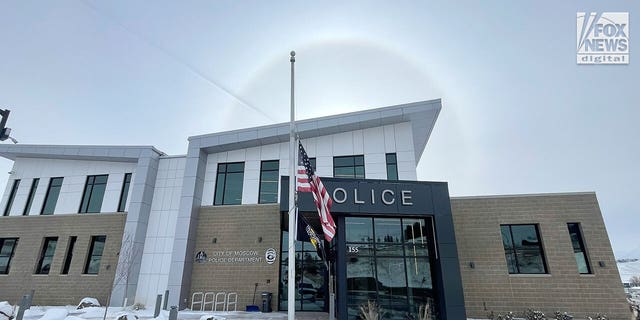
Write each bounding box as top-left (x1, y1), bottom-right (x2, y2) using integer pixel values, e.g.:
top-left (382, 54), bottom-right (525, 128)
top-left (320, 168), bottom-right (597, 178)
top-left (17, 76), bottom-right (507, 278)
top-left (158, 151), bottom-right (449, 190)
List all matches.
top-left (225, 292), bottom-right (238, 312)
top-left (190, 292), bottom-right (204, 311)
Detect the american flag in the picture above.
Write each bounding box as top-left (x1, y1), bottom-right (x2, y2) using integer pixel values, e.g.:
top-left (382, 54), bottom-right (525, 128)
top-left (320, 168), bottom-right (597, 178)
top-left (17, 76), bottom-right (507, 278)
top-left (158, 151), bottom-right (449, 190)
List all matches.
top-left (297, 141), bottom-right (336, 241)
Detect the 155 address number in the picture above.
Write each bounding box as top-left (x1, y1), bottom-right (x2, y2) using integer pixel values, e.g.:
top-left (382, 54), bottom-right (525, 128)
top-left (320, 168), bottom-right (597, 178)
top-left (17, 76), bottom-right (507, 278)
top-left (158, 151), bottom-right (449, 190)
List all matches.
top-left (348, 246), bottom-right (359, 253)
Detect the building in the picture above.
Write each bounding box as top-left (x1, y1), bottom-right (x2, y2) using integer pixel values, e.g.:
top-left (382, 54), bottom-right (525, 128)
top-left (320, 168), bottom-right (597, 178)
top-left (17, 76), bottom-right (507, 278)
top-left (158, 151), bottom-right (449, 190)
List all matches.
top-left (0, 100), bottom-right (630, 319)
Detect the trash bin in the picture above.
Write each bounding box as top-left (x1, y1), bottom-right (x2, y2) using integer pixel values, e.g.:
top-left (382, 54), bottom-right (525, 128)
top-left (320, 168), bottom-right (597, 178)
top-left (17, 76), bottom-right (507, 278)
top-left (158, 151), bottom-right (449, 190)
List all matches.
top-left (261, 292), bottom-right (272, 312)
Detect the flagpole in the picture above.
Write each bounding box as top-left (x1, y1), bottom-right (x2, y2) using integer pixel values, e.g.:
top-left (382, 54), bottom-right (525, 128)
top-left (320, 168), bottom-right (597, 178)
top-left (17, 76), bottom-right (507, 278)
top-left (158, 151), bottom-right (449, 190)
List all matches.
top-left (287, 50), bottom-right (297, 320)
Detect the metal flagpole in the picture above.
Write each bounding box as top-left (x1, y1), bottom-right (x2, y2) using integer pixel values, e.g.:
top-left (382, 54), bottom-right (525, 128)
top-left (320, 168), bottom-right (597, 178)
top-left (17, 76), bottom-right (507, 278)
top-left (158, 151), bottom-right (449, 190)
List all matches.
top-left (287, 50), bottom-right (297, 320)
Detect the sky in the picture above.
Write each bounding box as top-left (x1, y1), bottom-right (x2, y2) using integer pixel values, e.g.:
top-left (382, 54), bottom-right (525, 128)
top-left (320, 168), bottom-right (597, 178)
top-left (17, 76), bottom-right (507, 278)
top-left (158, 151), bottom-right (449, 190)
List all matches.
top-left (0, 1), bottom-right (638, 257)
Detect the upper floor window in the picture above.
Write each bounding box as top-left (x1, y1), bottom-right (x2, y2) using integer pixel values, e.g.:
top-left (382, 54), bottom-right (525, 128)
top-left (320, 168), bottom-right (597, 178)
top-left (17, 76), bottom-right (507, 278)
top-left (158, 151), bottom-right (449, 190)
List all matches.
top-left (23, 178), bottom-right (39, 215)
top-left (84, 235), bottom-right (106, 274)
top-left (0, 238), bottom-right (19, 274)
top-left (79, 175), bottom-right (108, 213)
top-left (259, 160), bottom-right (279, 204)
top-left (386, 153), bottom-right (398, 181)
top-left (118, 173), bottom-right (132, 212)
top-left (3, 179), bottom-right (20, 216)
top-left (500, 224), bottom-right (547, 274)
top-left (35, 237), bottom-right (58, 274)
top-left (568, 223), bottom-right (591, 274)
top-left (333, 155), bottom-right (365, 179)
top-left (41, 177), bottom-right (63, 215)
top-left (214, 162), bottom-right (244, 205)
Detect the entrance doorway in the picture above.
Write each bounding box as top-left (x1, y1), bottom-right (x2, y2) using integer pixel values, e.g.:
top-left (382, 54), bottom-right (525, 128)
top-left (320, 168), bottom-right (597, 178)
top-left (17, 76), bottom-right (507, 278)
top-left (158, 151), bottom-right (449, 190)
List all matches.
top-left (344, 217), bottom-right (435, 320)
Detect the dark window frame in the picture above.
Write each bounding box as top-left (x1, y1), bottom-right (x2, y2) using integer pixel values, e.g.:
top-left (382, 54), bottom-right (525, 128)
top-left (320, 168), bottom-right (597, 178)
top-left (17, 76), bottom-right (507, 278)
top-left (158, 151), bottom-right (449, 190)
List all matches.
top-left (117, 173), bottom-right (132, 212)
top-left (500, 224), bottom-right (548, 274)
top-left (84, 235), bottom-right (106, 274)
top-left (79, 175), bottom-right (109, 213)
top-left (213, 162), bottom-right (245, 206)
top-left (23, 178), bottom-right (39, 215)
top-left (0, 237), bottom-right (19, 274)
top-left (35, 237), bottom-right (58, 275)
top-left (41, 177), bottom-right (64, 215)
top-left (258, 160), bottom-right (279, 204)
top-left (333, 155), bottom-right (365, 179)
top-left (61, 236), bottom-right (77, 275)
top-left (386, 153), bottom-right (398, 181)
top-left (567, 223), bottom-right (592, 274)
top-left (3, 179), bottom-right (21, 216)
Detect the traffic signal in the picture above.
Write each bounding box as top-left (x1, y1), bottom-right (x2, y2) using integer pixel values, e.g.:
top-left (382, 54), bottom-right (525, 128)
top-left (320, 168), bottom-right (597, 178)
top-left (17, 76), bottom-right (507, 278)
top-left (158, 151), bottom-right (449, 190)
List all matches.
top-left (0, 109), bottom-right (11, 141)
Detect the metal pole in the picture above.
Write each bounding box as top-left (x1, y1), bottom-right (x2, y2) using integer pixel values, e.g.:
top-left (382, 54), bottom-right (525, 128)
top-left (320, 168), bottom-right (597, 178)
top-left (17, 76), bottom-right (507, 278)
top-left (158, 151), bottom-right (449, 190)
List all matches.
top-left (154, 294), bottom-right (162, 317)
top-left (163, 290), bottom-right (169, 310)
top-left (169, 306), bottom-right (178, 320)
top-left (16, 295), bottom-right (29, 320)
top-left (287, 50), bottom-right (297, 320)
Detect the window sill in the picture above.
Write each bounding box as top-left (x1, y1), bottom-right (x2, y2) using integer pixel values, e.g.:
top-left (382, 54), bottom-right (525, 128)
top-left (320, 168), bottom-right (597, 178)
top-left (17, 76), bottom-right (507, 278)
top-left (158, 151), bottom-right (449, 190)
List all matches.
top-left (508, 273), bottom-right (551, 277)
top-left (579, 273), bottom-right (595, 277)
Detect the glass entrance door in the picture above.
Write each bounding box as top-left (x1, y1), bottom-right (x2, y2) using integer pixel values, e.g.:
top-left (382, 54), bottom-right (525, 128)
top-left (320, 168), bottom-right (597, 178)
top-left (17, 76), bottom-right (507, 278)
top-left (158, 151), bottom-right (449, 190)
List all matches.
top-left (345, 217), bottom-right (435, 320)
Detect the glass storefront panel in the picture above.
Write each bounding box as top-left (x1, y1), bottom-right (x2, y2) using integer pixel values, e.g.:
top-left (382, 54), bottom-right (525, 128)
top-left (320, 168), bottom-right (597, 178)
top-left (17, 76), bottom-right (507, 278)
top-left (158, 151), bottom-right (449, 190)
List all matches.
top-left (279, 230), bottom-right (327, 311)
top-left (345, 217), bottom-right (435, 320)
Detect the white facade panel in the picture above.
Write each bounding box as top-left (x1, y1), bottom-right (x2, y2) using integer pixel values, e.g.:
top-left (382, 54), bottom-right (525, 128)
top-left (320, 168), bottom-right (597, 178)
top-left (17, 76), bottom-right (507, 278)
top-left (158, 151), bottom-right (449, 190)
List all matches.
top-left (198, 123), bottom-right (417, 206)
top-left (1, 158), bottom-right (136, 216)
top-left (135, 156), bottom-right (185, 307)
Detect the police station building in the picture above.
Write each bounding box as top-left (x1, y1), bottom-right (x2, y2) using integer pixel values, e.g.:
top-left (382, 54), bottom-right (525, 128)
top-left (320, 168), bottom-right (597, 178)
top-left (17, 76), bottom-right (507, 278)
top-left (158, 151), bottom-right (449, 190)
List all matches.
top-left (0, 100), bottom-right (630, 319)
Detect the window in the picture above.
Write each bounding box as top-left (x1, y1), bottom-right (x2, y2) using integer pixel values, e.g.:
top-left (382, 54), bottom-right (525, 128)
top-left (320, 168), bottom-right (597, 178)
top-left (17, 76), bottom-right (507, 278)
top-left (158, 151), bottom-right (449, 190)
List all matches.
top-left (3, 179), bottom-right (20, 216)
top-left (84, 235), bottom-right (106, 274)
top-left (386, 153), bottom-right (398, 180)
top-left (333, 155), bottom-right (365, 178)
top-left (214, 162), bottom-right (244, 205)
top-left (79, 175), bottom-right (108, 213)
top-left (41, 177), bottom-right (63, 215)
top-left (500, 224), bottom-right (547, 274)
top-left (118, 173), bottom-right (132, 212)
top-left (35, 237), bottom-right (58, 274)
top-left (61, 236), bottom-right (77, 275)
top-left (0, 238), bottom-right (18, 274)
top-left (23, 178), bottom-right (39, 215)
top-left (259, 160), bottom-right (279, 204)
top-left (568, 223), bottom-right (591, 274)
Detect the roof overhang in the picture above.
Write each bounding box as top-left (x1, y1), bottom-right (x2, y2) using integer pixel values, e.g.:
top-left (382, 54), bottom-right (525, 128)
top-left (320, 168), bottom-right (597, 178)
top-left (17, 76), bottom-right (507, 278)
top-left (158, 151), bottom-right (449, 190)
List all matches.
top-left (189, 99), bottom-right (441, 162)
top-left (0, 145), bottom-right (164, 162)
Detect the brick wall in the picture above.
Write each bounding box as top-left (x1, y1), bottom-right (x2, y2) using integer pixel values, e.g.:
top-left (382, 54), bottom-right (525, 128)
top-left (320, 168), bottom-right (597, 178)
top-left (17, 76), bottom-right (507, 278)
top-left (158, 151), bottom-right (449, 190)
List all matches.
top-left (451, 193), bottom-right (630, 319)
top-left (0, 213), bottom-right (125, 306)
top-left (190, 204), bottom-right (281, 310)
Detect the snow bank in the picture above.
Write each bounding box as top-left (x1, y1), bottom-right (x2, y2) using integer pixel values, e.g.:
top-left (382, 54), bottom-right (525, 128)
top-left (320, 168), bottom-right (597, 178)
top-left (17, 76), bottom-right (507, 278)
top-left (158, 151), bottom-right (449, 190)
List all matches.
top-left (0, 302), bottom-right (14, 320)
top-left (114, 311), bottom-right (138, 320)
top-left (39, 308), bottom-right (69, 320)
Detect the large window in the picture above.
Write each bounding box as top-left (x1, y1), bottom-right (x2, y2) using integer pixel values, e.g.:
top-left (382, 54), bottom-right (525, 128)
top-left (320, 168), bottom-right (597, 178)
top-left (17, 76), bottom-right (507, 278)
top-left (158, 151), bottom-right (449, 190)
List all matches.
top-left (35, 237), bottom-right (58, 274)
top-left (568, 223), bottom-right (591, 274)
top-left (118, 173), bottom-right (132, 212)
top-left (386, 153), bottom-right (398, 181)
top-left (23, 178), bottom-right (39, 215)
top-left (3, 179), bottom-right (20, 216)
top-left (500, 224), bottom-right (547, 274)
top-left (84, 235), bottom-right (106, 274)
top-left (0, 238), bottom-right (18, 274)
top-left (41, 177), bottom-right (63, 215)
top-left (259, 160), bottom-right (279, 204)
top-left (345, 217), bottom-right (434, 319)
top-left (214, 162), bottom-right (244, 205)
top-left (333, 155), bottom-right (365, 179)
top-left (79, 175), bottom-right (108, 213)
